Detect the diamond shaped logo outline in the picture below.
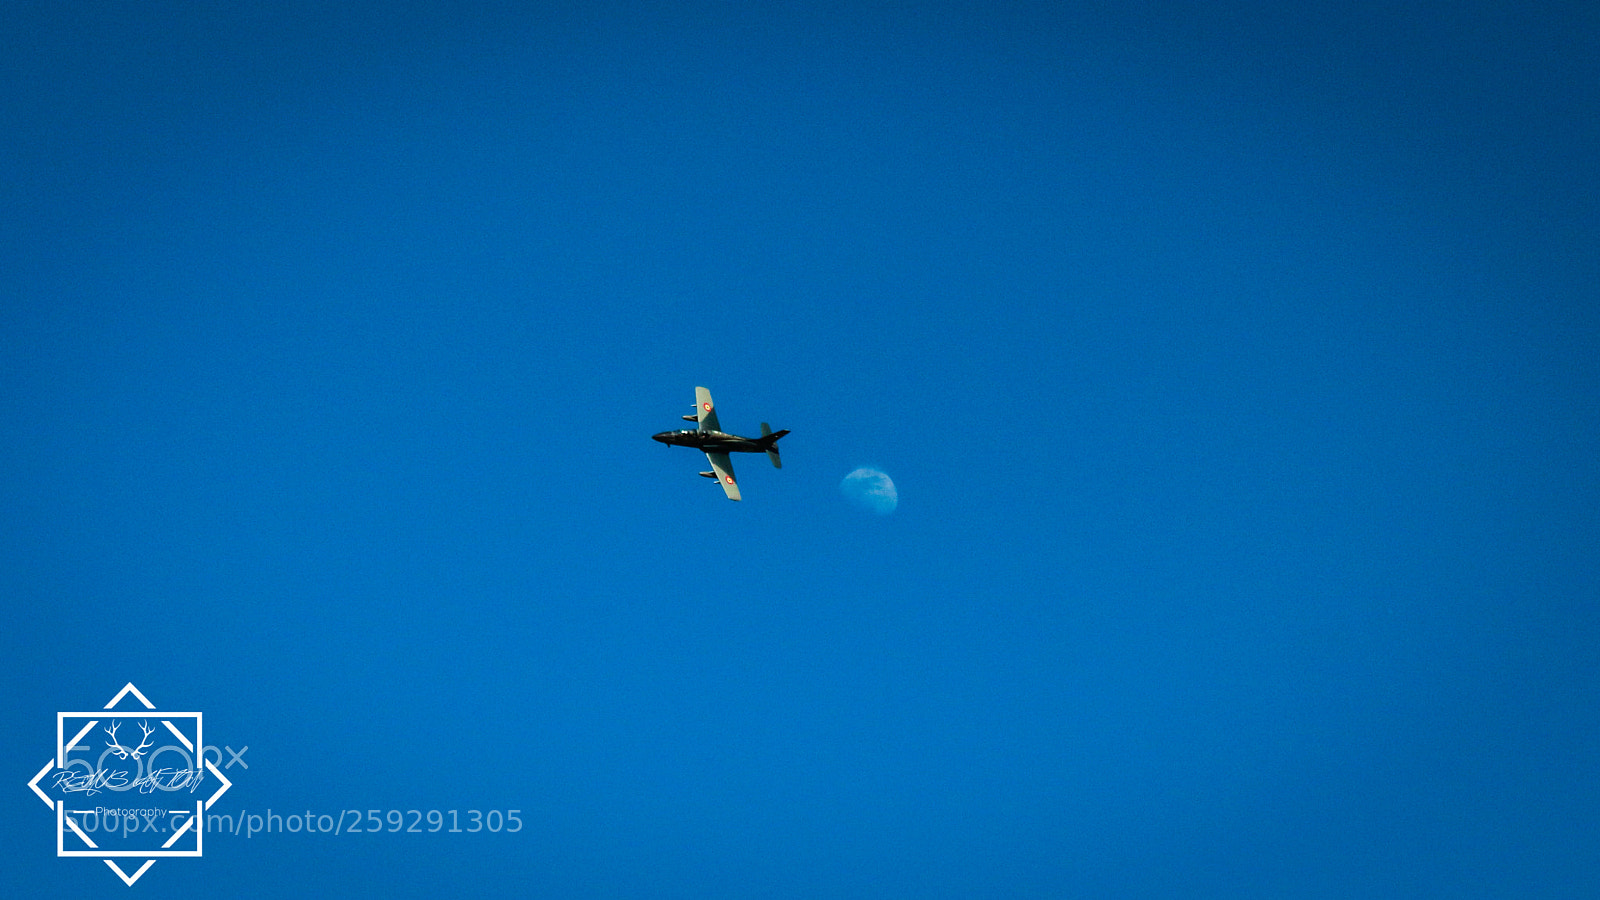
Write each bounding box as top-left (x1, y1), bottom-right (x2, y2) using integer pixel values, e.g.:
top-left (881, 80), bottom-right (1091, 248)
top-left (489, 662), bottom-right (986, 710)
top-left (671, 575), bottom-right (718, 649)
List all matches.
top-left (27, 683), bottom-right (233, 886)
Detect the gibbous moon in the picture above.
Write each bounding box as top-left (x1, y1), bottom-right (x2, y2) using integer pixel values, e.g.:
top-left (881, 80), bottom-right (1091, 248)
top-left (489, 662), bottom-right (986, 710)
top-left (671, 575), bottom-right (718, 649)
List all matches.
top-left (840, 467), bottom-right (898, 515)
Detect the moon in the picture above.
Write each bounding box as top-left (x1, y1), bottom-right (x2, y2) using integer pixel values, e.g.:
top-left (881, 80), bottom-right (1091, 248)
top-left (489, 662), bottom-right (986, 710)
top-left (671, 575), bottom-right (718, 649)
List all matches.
top-left (839, 467), bottom-right (898, 515)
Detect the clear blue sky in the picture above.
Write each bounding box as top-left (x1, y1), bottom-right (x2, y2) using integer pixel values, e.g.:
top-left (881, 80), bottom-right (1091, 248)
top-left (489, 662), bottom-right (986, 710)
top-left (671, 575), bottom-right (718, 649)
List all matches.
top-left (3, 1), bottom-right (1597, 896)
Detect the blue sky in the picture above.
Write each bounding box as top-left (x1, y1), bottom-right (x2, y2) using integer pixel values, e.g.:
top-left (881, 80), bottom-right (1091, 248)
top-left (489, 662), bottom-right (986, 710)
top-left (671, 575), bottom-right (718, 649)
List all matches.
top-left (3, 1), bottom-right (1597, 896)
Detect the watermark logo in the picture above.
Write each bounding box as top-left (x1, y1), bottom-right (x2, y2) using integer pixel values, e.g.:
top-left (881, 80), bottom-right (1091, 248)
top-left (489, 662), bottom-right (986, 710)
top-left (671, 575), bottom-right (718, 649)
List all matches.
top-left (25, 683), bottom-right (235, 886)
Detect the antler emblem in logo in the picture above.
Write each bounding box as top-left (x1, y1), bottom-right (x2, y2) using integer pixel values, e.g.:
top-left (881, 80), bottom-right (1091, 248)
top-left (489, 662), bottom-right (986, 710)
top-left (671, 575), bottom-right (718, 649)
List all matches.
top-left (103, 719), bottom-right (155, 760)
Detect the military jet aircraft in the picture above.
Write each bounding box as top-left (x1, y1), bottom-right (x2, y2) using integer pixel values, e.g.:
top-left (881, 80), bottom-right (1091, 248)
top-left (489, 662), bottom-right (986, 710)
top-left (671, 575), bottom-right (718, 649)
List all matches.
top-left (653, 386), bottom-right (789, 501)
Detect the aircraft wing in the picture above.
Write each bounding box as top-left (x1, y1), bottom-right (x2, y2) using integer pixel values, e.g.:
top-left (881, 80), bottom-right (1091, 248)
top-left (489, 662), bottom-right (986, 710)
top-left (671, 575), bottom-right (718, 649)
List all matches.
top-left (694, 386), bottom-right (722, 433)
top-left (705, 451), bottom-right (741, 501)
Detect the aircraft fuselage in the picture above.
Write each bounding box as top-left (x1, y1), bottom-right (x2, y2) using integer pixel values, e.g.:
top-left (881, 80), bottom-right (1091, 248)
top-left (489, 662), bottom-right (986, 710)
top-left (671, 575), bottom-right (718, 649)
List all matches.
top-left (652, 429), bottom-right (768, 453)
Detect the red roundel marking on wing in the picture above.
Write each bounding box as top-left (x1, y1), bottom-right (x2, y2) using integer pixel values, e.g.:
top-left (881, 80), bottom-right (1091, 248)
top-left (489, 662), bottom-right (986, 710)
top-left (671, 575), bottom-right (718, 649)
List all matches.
top-left (703, 402), bottom-right (713, 411)
top-left (724, 476), bottom-right (735, 484)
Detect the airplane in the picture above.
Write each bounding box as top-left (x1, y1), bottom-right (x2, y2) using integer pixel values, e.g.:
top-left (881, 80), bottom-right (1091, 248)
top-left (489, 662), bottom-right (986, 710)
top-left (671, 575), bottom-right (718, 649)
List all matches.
top-left (652, 386), bottom-right (789, 501)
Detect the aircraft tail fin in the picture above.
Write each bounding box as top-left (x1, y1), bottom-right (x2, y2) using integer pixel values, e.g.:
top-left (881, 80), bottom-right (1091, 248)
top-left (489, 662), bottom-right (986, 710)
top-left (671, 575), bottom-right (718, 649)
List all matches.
top-left (759, 423), bottom-right (788, 469)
